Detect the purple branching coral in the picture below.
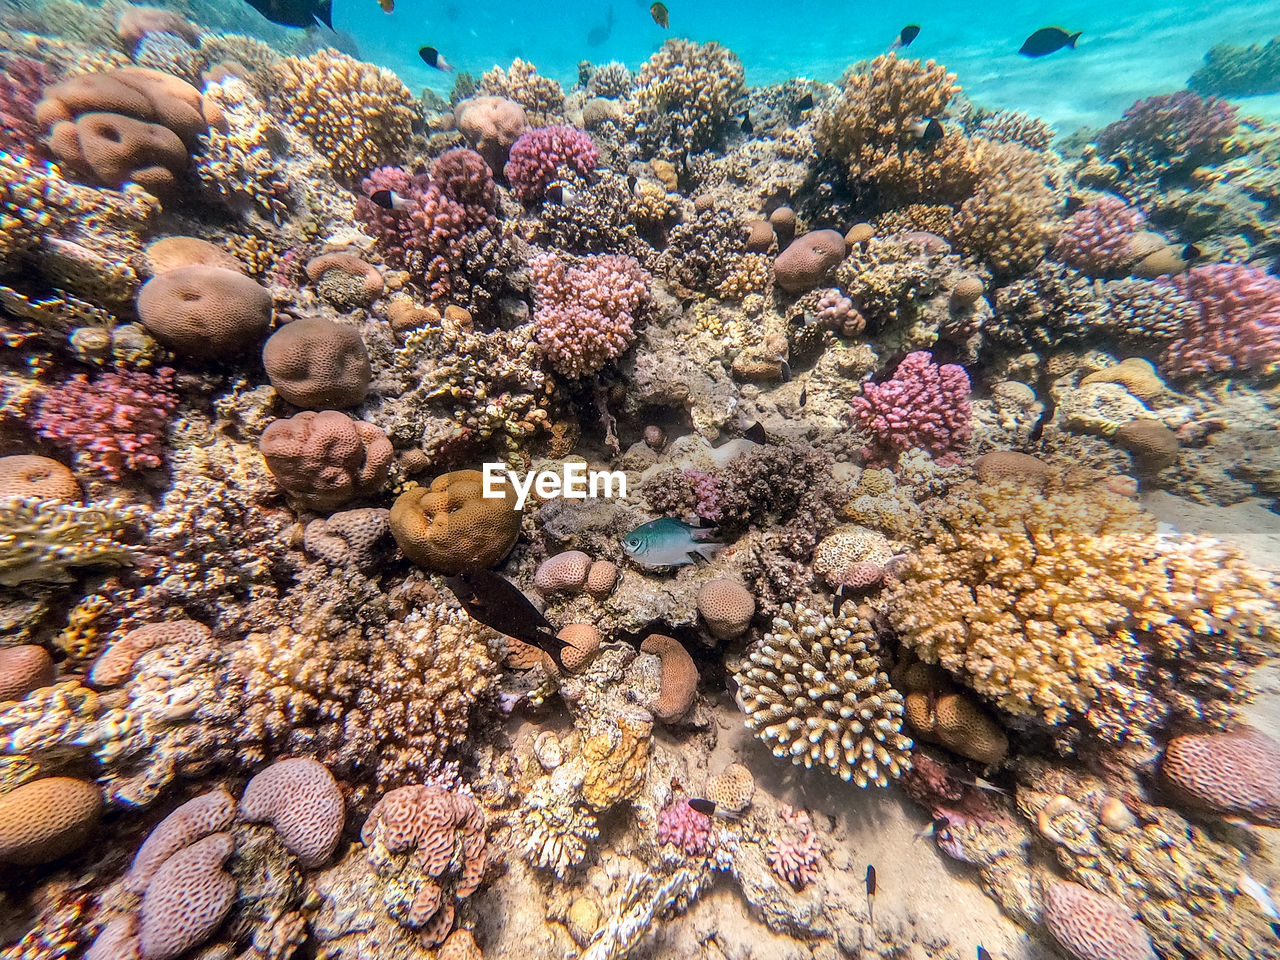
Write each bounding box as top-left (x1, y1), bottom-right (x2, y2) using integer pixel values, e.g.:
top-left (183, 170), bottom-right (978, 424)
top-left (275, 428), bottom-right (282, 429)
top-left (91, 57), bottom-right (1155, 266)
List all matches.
top-left (32, 368), bottom-right (178, 480)
top-left (1053, 195), bottom-right (1144, 278)
top-left (850, 351), bottom-right (972, 467)
top-left (657, 795), bottom-right (711, 855)
top-left (1096, 91), bottom-right (1239, 170)
top-left (0, 55), bottom-right (49, 157)
top-left (504, 125), bottom-right (598, 204)
top-left (1160, 263), bottom-right (1280, 376)
top-left (530, 252), bottom-right (650, 377)
top-left (768, 804), bottom-right (822, 889)
top-left (683, 469), bottom-right (723, 522)
top-left (354, 148), bottom-right (497, 303)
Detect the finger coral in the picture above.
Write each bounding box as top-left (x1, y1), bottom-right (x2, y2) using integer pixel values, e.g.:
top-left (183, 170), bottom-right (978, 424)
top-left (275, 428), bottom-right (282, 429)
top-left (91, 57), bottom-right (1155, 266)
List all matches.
top-left (886, 475), bottom-right (1280, 747)
top-left (1096, 91), bottom-right (1238, 173)
top-left (632, 38), bottom-right (746, 156)
top-left (734, 602), bottom-right (912, 787)
top-left (273, 48), bottom-right (415, 185)
top-left (1053, 195), bottom-right (1146, 278)
top-left (816, 54), bottom-right (977, 209)
top-left (478, 57), bottom-right (564, 123)
top-left (850, 351), bottom-right (972, 467)
top-left (529, 251), bottom-right (651, 377)
top-left (1159, 262), bottom-right (1280, 376)
top-left (657, 794), bottom-right (711, 855)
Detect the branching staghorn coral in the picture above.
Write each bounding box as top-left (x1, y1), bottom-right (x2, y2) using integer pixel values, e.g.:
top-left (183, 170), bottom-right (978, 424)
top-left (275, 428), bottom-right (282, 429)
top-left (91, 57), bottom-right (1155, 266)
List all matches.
top-left (734, 602), bottom-right (913, 787)
top-left (886, 474), bottom-right (1280, 748)
top-left (273, 48), bottom-right (415, 185)
top-left (816, 54), bottom-right (978, 209)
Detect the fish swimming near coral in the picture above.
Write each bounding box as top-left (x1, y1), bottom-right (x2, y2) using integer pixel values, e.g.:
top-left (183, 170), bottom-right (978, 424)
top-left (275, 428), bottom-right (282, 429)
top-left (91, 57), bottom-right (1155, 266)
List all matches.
top-left (369, 189), bottom-right (413, 212)
top-left (908, 118), bottom-right (945, 144)
top-left (890, 24), bottom-right (921, 50)
top-left (419, 46), bottom-right (454, 71)
top-left (1018, 26), bottom-right (1082, 57)
top-left (1063, 195), bottom-right (1085, 215)
top-left (914, 816), bottom-right (950, 842)
top-left (865, 864), bottom-right (877, 924)
top-left (740, 113), bottom-right (754, 135)
top-left (622, 517), bottom-right (724, 568)
top-left (650, 1), bottom-right (669, 29)
top-left (545, 183), bottom-right (578, 206)
top-left (587, 5), bottom-right (614, 45)
top-left (240, 0), bottom-right (333, 29)
top-left (796, 92), bottom-right (814, 111)
top-left (978, 948), bottom-right (994, 960)
top-left (445, 569), bottom-right (570, 668)
top-left (688, 798), bottom-right (717, 816)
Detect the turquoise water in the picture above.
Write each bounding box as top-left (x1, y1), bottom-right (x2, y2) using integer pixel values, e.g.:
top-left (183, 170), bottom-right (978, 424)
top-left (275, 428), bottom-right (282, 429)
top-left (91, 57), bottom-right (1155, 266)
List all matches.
top-left (335, 0), bottom-right (1280, 129)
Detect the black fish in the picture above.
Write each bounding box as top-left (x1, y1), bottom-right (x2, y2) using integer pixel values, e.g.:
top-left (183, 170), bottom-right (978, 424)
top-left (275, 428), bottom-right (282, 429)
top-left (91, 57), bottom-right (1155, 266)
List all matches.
top-left (1063, 195), bottom-right (1085, 215)
top-left (241, 0), bottom-right (332, 29)
top-left (688, 798), bottom-right (716, 816)
top-left (369, 188), bottom-right (412, 212)
top-left (909, 118), bottom-right (945, 144)
top-left (796, 92), bottom-right (814, 111)
top-left (1112, 156), bottom-right (1131, 176)
top-left (1271, 921), bottom-right (1280, 940)
top-left (780, 359), bottom-right (792, 381)
top-left (545, 183), bottom-right (577, 206)
top-left (741, 113), bottom-right (754, 135)
top-left (745, 421), bottom-right (767, 444)
top-left (890, 23), bottom-right (921, 50)
top-left (799, 384), bottom-right (807, 407)
top-left (445, 570), bottom-right (570, 669)
top-left (978, 949), bottom-right (993, 960)
top-left (833, 585), bottom-right (849, 618)
top-left (587, 5), bottom-right (613, 45)
top-left (865, 864), bottom-right (877, 923)
top-left (419, 46), bottom-right (455, 71)
top-left (1019, 26), bottom-right (1081, 57)
top-left (1182, 243), bottom-right (1202, 261)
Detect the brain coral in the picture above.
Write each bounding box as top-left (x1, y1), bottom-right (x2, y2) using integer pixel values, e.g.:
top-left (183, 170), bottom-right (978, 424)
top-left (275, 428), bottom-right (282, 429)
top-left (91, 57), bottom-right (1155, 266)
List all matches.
top-left (240, 757), bottom-right (345, 866)
top-left (125, 788), bottom-right (236, 895)
top-left (816, 55), bottom-right (977, 209)
top-left (735, 602), bottom-right (912, 787)
top-left (259, 411), bottom-right (392, 512)
top-left (887, 475), bottom-right (1280, 747)
top-left (390, 470), bottom-right (521, 574)
top-left (36, 67), bottom-right (225, 195)
top-left (136, 265), bottom-right (272, 359)
top-left (273, 48), bottom-right (414, 185)
top-left (0, 455), bottom-right (80, 502)
top-left (303, 507), bottom-right (391, 571)
top-left (639, 634), bottom-right (698, 723)
top-left (1161, 728), bottom-right (1280, 824)
top-left (0, 775), bottom-right (103, 864)
top-left (262, 318), bottom-right (371, 410)
top-left (91, 619), bottom-right (213, 687)
top-left (632, 39), bottom-right (745, 156)
top-left (696, 579), bottom-right (755, 641)
top-left (137, 832), bottom-right (237, 960)
top-left (0, 645), bottom-right (56, 702)
top-left (530, 252), bottom-right (651, 378)
top-left (1042, 880), bottom-right (1157, 960)
top-left (361, 784), bottom-right (488, 946)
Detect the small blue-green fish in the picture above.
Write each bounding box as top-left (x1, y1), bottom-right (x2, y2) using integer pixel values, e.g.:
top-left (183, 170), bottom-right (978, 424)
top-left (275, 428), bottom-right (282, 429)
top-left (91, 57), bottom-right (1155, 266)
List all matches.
top-left (622, 518), bottom-right (723, 568)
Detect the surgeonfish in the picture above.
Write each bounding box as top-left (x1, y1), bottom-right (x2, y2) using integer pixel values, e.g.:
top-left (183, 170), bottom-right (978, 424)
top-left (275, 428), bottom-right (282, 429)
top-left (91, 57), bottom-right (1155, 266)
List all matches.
top-left (240, 0), bottom-right (333, 29)
top-left (890, 24), bottom-right (921, 50)
top-left (1019, 26), bottom-right (1082, 57)
top-left (621, 517), bottom-right (724, 568)
top-left (444, 569), bottom-right (570, 669)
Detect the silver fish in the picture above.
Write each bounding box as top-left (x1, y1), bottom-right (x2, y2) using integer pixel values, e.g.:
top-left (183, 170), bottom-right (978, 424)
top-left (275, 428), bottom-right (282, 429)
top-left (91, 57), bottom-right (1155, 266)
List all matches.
top-left (622, 517), bottom-right (724, 568)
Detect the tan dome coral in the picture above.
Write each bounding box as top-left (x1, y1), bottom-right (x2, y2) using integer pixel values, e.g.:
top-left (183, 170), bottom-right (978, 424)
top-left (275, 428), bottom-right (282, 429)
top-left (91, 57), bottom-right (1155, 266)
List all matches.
top-left (0, 645), bottom-right (56, 702)
top-left (259, 411), bottom-right (392, 513)
top-left (262, 318), bottom-right (371, 410)
top-left (0, 455), bottom-right (80, 501)
top-left (454, 95), bottom-right (527, 173)
top-left (136, 265), bottom-right (273, 359)
top-left (0, 776), bottom-right (103, 864)
top-left (696, 578), bottom-right (755, 640)
top-left (902, 665), bottom-right (1008, 767)
top-left (773, 229), bottom-right (847, 293)
top-left (534, 550), bottom-right (592, 593)
top-left (1161, 728), bottom-right (1280, 825)
top-left (705, 762), bottom-right (755, 815)
top-left (141, 236), bottom-right (245, 276)
top-left (1043, 880), bottom-right (1157, 960)
top-left (639, 633), bottom-right (698, 722)
top-left (273, 49), bottom-right (415, 185)
top-left (390, 470), bottom-right (521, 574)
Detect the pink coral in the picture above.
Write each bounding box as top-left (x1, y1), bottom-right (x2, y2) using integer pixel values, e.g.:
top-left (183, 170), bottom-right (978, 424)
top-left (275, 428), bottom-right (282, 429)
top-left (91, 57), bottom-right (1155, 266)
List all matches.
top-left (1097, 91), bottom-right (1238, 168)
top-left (1161, 728), bottom-right (1280, 825)
top-left (683, 469), bottom-right (723, 523)
top-left (1159, 263), bottom-right (1280, 376)
top-left (530, 252), bottom-right (651, 377)
top-left (354, 148), bottom-right (497, 303)
top-left (657, 795), bottom-right (711, 855)
top-left (850, 351), bottom-right (972, 467)
top-left (32, 368), bottom-right (178, 480)
top-left (504, 125), bottom-right (598, 204)
top-left (1054, 195), bottom-right (1145, 278)
top-left (768, 804), bottom-right (822, 889)
top-left (0, 56), bottom-right (50, 157)
top-left (815, 289), bottom-right (865, 337)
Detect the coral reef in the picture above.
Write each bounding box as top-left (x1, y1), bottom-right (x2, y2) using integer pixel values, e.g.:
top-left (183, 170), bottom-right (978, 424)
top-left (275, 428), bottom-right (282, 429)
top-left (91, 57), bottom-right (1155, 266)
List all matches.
top-left (850, 351), bottom-right (972, 467)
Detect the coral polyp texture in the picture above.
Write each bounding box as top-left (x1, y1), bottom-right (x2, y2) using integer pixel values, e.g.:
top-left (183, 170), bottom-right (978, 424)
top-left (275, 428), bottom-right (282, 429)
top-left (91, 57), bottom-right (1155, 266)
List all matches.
top-left (734, 602), bottom-right (912, 787)
top-left (632, 38), bottom-right (745, 155)
top-left (886, 475), bottom-right (1280, 747)
top-left (1159, 263), bottom-right (1280, 376)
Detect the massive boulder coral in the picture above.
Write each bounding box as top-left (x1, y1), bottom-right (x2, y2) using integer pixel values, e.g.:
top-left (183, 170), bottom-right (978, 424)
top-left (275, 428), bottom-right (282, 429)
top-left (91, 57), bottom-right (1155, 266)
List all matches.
top-left (35, 67), bottom-right (226, 195)
top-left (886, 474), bottom-right (1280, 748)
top-left (259, 411), bottom-right (392, 512)
top-left (1042, 880), bottom-right (1157, 960)
top-left (0, 776), bottom-right (102, 864)
top-left (272, 48), bottom-right (415, 185)
top-left (1160, 728), bottom-right (1280, 824)
top-left (529, 252), bottom-right (651, 378)
top-left (454, 95), bottom-right (527, 173)
top-left (631, 38), bottom-right (746, 156)
top-left (390, 470), bottom-right (521, 574)
top-left (262, 318), bottom-right (372, 410)
top-left (816, 54), bottom-right (977, 209)
top-left (136, 265), bottom-right (272, 359)
top-left (734, 602), bottom-right (913, 787)
top-left (361, 784), bottom-right (488, 946)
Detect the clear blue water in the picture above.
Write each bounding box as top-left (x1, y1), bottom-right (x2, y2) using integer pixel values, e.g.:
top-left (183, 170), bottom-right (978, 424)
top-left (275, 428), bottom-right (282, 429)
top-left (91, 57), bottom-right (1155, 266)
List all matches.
top-left (330, 0), bottom-right (1280, 129)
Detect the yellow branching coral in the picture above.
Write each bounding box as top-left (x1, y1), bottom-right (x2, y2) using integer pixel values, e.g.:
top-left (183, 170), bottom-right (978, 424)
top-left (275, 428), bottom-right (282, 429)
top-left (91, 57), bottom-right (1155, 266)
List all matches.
top-left (816, 54), bottom-right (977, 208)
top-left (887, 476), bottom-right (1280, 747)
top-left (0, 497), bottom-right (141, 586)
top-left (633, 39), bottom-right (746, 155)
top-left (951, 138), bottom-right (1062, 280)
top-left (735, 602), bottom-right (912, 787)
top-left (478, 57), bottom-right (564, 122)
top-left (273, 48), bottom-right (415, 185)
top-left (715, 253), bottom-right (771, 300)
top-left (197, 78), bottom-right (290, 220)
